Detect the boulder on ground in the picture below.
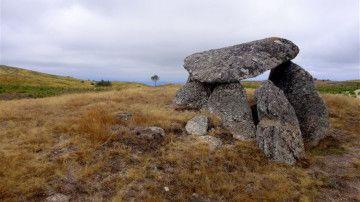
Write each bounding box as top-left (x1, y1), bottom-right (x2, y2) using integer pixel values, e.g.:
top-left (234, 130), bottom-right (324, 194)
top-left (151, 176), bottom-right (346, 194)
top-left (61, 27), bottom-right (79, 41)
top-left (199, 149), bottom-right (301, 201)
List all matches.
top-left (207, 83), bottom-right (255, 141)
top-left (172, 81), bottom-right (211, 110)
top-left (269, 61), bottom-right (329, 148)
top-left (184, 37), bottom-right (299, 83)
top-left (134, 126), bottom-right (165, 140)
top-left (185, 115), bottom-right (208, 136)
top-left (255, 81), bottom-right (305, 165)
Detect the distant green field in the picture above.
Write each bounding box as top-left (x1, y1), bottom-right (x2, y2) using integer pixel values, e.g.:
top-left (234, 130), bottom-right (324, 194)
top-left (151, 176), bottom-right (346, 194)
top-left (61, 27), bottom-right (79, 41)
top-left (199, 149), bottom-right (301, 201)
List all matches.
top-left (0, 85), bottom-right (104, 99)
top-left (242, 80), bottom-right (360, 96)
top-left (0, 65), bottom-right (145, 99)
top-left (315, 80), bottom-right (360, 95)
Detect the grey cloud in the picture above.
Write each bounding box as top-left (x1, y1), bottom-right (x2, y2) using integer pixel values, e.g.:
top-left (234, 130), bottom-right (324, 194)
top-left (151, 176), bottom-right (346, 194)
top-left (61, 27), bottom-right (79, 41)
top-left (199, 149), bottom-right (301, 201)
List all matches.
top-left (1, 0), bottom-right (359, 83)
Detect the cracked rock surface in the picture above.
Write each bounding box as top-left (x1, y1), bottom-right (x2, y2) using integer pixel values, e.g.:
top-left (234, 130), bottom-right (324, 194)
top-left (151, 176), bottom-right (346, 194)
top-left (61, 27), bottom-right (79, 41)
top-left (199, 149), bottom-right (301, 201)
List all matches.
top-left (269, 61), bottom-right (329, 148)
top-left (172, 81), bottom-right (211, 110)
top-left (184, 37), bottom-right (299, 83)
top-left (208, 83), bottom-right (256, 141)
top-left (255, 81), bottom-right (305, 165)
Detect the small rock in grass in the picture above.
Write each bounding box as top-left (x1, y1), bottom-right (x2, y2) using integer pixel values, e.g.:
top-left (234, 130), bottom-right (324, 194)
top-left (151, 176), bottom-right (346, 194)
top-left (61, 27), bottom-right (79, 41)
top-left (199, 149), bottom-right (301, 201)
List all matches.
top-left (115, 112), bottom-right (133, 121)
top-left (45, 193), bottom-right (70, 202)
top-left (134, 126), bottom-right (165, 140)
top-left (185, 115), bottom-right (209, 136)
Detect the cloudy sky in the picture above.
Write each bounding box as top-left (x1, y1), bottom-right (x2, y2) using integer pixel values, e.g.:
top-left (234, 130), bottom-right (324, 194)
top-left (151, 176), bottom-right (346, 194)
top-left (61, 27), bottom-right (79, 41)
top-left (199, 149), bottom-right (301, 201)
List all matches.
top-left (1, 0), bottom-right (359, 83)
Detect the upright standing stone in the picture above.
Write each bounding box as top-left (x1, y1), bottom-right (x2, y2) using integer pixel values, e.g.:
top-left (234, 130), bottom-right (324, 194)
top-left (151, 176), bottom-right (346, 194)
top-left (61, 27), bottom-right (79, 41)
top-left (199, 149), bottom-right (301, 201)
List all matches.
top-left (207, 83), bottom-right (255, 140)
top-left (269, 61), bottom-right (329, 148)
top-left (255, 81), bottom-right (305, 165)
top-left (184, 37), bottom-right (299, 83)
top-left (172, 80), bottom-right (211, 110)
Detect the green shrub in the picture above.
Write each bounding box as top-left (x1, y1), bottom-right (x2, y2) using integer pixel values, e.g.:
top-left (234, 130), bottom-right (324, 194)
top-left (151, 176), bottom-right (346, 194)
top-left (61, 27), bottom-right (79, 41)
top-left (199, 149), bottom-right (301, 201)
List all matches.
top-left (95, 80), bottom-right (112, 87)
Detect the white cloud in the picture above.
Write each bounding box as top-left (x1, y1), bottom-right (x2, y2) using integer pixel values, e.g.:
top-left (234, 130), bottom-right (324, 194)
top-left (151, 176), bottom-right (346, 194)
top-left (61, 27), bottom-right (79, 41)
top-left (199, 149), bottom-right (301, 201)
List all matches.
top-left (1, 0), bottom-right (359, 82)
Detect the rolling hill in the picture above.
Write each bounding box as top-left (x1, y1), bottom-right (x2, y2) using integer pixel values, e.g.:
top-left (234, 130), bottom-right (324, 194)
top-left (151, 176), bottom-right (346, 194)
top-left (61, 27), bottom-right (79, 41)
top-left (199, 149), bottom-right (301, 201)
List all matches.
top-left (0, 65), bottom-right (144, 99)
top-left (0, 65), bottom-right (92, 88)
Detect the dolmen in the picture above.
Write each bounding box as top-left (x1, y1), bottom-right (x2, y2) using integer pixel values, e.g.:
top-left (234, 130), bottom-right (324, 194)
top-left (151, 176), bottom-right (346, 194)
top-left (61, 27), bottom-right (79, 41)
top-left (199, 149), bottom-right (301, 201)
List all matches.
top-left (173, 37), bottom-right (329, 165)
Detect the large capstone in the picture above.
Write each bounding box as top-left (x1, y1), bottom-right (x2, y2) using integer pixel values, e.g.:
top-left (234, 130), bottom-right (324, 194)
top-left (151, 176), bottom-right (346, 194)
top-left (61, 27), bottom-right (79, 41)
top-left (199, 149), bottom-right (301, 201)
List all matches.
top-left (255, 81), bottom-right (305, 165)
top-left (207, 83), bottom-right (255, 140)
top-left (184, 37), bottom-right (299, 83)
top-left (172, 80), bottom-right (211, 110)
top-left (269, 61), bottom-right (329, 148)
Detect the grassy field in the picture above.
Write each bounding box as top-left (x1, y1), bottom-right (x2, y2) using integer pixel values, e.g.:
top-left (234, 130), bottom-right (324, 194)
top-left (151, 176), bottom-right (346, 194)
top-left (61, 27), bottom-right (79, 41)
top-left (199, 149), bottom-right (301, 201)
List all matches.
top-left (0, 65), bottom-right (145, 99)
top-left (0, 84), bottom-right (359, 201)
top-left (0, 65), bottom-right (359, 200)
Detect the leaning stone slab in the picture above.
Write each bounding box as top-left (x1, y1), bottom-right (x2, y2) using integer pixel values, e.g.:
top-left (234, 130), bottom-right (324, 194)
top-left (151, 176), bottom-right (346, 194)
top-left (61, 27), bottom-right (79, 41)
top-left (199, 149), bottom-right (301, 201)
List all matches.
top-left (207, 83), bottom-right (255, 140)
top-left (184, 37), bottom-right (299, 83)
top-left (269, 61), bottom-right (329, 148)
top-left (172, 80), bottom-right (211, 110)
top-left (255, 81), bottom-right (305, 165)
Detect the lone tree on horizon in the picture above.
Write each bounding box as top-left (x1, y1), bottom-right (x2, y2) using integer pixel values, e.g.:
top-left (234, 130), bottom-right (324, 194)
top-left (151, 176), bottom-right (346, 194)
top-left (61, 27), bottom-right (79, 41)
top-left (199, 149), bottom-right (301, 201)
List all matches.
top-left (151, 74), bottom-right (159, 87)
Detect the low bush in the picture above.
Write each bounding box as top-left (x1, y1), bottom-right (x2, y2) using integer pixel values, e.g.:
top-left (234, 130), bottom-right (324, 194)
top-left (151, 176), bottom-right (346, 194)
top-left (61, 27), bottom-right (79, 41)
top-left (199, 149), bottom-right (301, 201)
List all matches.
top-left (95, 80), bottom-right (112, 87)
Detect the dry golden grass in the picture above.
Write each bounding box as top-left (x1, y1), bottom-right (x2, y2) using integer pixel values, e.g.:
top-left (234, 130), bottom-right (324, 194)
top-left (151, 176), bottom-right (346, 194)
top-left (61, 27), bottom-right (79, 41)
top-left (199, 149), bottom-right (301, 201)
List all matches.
top-left (0, 85), bottom-right (359, 201)
top-left (0, 65), bottom-right (91, 88)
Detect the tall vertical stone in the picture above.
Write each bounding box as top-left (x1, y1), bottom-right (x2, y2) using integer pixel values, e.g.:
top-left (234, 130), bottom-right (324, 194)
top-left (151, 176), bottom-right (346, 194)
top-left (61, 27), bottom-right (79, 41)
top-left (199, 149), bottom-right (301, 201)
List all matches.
top-left (255, 81), bottom-right (305, 165)
top-left (207, 83), bottom-right (255, 140)
top-left (269, 61), bottom-right (329, 147)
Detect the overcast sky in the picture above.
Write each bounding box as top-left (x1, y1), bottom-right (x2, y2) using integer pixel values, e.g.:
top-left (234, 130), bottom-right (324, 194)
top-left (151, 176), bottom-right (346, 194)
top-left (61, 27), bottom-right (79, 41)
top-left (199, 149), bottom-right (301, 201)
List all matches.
top-left (1, 0), bottom-right (359, 83)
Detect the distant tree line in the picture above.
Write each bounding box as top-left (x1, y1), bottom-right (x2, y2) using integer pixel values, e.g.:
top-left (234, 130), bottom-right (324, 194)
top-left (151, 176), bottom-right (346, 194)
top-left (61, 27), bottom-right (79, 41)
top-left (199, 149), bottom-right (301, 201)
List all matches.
top-left (91, 80), bottom-right (112, 87)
